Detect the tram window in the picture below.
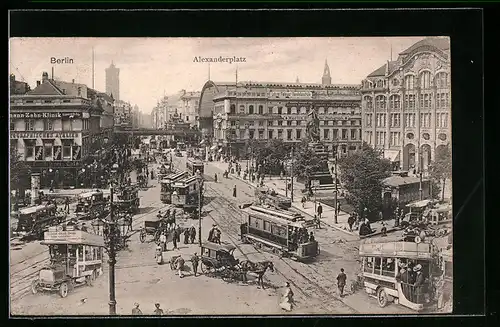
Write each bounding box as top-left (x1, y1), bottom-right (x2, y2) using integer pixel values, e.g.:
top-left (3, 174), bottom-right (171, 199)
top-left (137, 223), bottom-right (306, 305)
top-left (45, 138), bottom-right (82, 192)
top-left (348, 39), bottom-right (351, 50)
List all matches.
top-left (374, 257), bottom-right (382, 274)
top-left (263, 221), bottom-right (271, 232)
top-left (77, 245), bottom-right (84, 261)
top-left (364, 257), bottom-right (374, 273)
top-left (68, 245), bottom-right (76, 260)
top-left (382, 258), bottom-right (396, 277)
top-left (85, 246), bottom-right (93, 261)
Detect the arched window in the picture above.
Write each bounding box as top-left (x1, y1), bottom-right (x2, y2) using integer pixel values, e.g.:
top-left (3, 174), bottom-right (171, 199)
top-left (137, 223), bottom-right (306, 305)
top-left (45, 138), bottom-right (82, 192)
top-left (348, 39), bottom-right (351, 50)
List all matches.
top-left (364, 96), bottom-right (373, 110)
top-left (389, 95), bottom-right (400, 110)
top-left (404, 75), bottom-right (415, 90)
top-left (258, 105), bottom-right (263, 114)
top-left (318, 107), bottom-right (325, 114)
top-left (239, 105), bottom-right (245, 114)
top-left (230, 104), bottom-right (236, 114)
top-left (435, 72), bottom-right (449, 88)
top-left (248, 105), bottom-right (254, 114)
top-left (376, 80), bottom-right (384, 88)
top-left (375, 95), bottom-right (386, 110)
top-left (420, 71), bottom-right (432, 89)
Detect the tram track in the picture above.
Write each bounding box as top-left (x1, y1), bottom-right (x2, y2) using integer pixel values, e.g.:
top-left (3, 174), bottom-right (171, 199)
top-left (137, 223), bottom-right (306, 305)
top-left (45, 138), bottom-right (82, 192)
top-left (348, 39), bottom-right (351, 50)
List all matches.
top-left (203, 183), bottom-right (359, 314)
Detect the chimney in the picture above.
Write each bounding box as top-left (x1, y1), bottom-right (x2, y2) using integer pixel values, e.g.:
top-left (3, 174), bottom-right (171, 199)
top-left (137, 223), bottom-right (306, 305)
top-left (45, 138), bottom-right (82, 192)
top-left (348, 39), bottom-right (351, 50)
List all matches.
top-left (37, 81), bottom-right (41, 86)
top-left (10, 74), bottom-right (15, 84)
top-left (42, 72), bottom-right (49, 83)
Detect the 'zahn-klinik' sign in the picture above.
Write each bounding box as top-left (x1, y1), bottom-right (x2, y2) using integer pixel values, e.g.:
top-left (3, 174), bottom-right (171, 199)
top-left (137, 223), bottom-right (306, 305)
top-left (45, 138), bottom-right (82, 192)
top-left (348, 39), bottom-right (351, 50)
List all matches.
top-left (10, 112), bottom-right (83, 119)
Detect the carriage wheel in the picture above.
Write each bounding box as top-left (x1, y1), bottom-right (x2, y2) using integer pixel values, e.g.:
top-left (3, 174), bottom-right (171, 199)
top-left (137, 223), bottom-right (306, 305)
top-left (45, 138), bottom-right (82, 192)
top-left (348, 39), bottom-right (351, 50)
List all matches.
top-left (153, 230), bottom-right (161, 242)
top-left (59, 282), bottom-right (69, 298)
top-left (139, 229), bottom-right (146, 243)
top-left (31, 279), bottom-right (39, 294)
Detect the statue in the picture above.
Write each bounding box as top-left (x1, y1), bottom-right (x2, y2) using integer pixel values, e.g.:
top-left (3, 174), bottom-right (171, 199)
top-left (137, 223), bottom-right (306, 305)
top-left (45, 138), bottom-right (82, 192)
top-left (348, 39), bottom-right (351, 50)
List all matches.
top-left (306, 105), bottom-right (320, 142)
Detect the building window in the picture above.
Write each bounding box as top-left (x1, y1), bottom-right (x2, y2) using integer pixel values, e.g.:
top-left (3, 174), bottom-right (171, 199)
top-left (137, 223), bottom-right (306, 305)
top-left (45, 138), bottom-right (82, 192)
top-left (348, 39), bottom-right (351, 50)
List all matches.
top-left (25, 119), bottom-right (35, 131)
top-left (278, 120), bottom-right (283, 126)
top-left (230, 104), bottom-right (236, 114)
top-left (390, 113), bottom-right (401, 127)
top-left (390, 132), bottom-right (401, 146)
top-left (405, 113), bottom-right (416, 128)
top-left (332, 129), bottom-right (338, 140)
top-left (277, 130), bottom-right (283, 139)
top-left (268, 130), bottom-right (274, 139)
top-left (437, 113), bottom-right (449, 128)
top-left (44, 119), bottom-right (53, 131)
top-left (248, 105), bottom-right (254, 114)
top-left (438, 133), bottom-right (447, 141)
top-left (364, 96), bottom-right (373, 110)
top-left (62, 118), bottom-right (73, 131)
top-left (267, 120), bottom-right (274, 127)
top-left (404, 75), bottom-right (415, 90)
top-left (258, 130), bottom-right (264, 139)
top-left (406, 94), bottom-right (415, 109)
top-left (43, 141), bottom-right (53, 160)
top-left (435, 72), bottom-right (449, 88)
top-left (239, 105), bottom-right (245, 114)
top-left (287, 107), bottom-right (292, 114)
top-left (389, 95), bottom-right (400, 110)
top-left (376, 114), bottom-right (386, 128)
top-left (258, 105), bottom-right (264, 114)
top-left (323, 129), bottom-right (330, 140)
top-left (420, 71), bottom-right (432, 89)
top-left (287, 130), bottom-right (292, 140)
top-left (342, 129), bottom-right (348, 140)
top-left (376, 132), bottom-right (386, 146)
top-left (249, 130), bottom-right (255, 139)
top-left (350, 129), bottom-right (357, 140)
top-left (10, 120), bottom-right (15, 131)
top-left (278, 107), bottom-right (283, 114)
top-left (366, 114), bottom-right (372, 127)
top-left (258, 121), bottom-right (264, 126)
top-left (268, 106), bottom-right (273, 114)
top-left (296, 129), bottom-right (302, 139)
top-left (420, 113), bottom-right (431, 128)
top-left (375, 95), bottom-right (386, 110)
top-left (287, 120), bottom-right (292, 126)
top-left (62, 140), bottom-right (72, 160)
top-left (365, 131), bottom-right (373, 145)
top-left (24, 139), bottom-right (35, 159)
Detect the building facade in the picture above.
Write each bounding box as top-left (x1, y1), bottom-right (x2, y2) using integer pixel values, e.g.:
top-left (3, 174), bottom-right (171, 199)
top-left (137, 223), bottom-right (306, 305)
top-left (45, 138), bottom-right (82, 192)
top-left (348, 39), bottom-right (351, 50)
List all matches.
top-left (10, 72), bottom-right (103, 188)
top-left (10, 74), bottom-right (30, 95)
top-left (105, 62), bottom-right (120, 101)
top-left (361, 37), bottom-right (451, 172)
top-left (199, 79), bottom-right (362, 157)
top-left (114, 100), bottom-right (132, 127)
top-left (179, 91), bottom-right (201, 128)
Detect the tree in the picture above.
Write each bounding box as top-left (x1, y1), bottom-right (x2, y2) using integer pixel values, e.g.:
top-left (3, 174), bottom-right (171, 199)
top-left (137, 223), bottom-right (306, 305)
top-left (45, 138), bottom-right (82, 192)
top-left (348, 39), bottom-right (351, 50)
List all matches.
top-left (429, 145), bottom-right (452, 201)
top-left (10, 148), bottom-right (31, 195)
top-left (338, 143), bottom-right (392, 221)
top-left (251, 139), bottom-right (288, 175)
top-left (292, 140), bottom-right (326, 191)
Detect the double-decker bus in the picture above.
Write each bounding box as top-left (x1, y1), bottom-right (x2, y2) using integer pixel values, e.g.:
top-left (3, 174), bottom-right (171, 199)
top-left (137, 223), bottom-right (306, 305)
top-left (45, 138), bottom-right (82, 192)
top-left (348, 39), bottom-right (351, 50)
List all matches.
top-left (186, 158), bottom-right (204, 176)
top-left (240, 205), bottom-right (319, 261)
top-left (171, 175), bottom-right (202, 211)
top-left (160, 171), bottom-right (189, 204)
top-left (359, 237), bottom-right (444, 311)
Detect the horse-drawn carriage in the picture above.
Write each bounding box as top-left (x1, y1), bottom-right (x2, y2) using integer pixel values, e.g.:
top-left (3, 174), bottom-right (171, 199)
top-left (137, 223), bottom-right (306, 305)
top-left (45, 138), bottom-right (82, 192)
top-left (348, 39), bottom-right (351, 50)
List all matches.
top-left (113, 185), bottom-right (140, 214)
top-left (139, 216), bottom-right (163, 243)
top-left (200, 243), bottom-right (242, 280)
top-left (13, 203), bottom-right (64, 241)
top-left (75, 191), bottom-right (108, 221)
top-left (254, 187), bottom-right (292, 210)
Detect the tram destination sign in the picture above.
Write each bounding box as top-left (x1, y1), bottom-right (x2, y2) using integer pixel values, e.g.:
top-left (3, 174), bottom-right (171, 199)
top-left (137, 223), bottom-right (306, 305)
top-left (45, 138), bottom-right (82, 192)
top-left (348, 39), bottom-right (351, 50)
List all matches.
top-left (10, 112), bottom-right (83, 119)
top-left (44, 230), bottom-right (105, 247)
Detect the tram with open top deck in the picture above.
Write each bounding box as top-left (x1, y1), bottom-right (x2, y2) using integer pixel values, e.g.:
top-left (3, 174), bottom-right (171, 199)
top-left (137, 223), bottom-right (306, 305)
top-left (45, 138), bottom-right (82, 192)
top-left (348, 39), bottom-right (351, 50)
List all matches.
top-left (171, 175), bottom-right (202, 212)
top-left (240, 205), bottom-right (319, 261)
top-left (31, 225), bottom-right (105, 298)
top-left (160, 171), bottom-right (189, 204)
top-left (358, 237), bottom-right (444, 311)
top-left (186, 158), bottom-right (204, 176)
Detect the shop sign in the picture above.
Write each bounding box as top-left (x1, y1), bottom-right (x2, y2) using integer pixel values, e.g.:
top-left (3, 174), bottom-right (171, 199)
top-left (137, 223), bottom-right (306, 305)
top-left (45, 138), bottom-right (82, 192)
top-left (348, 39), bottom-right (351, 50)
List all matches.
top-left (10, 131), bottom-right (79, 139)
top-left (72, 146), bottom-right (81, 160)
top-left (10, 112), bottom-right (83, 119)
top-left (269, 91), bottom-right (313, 99)
top-left (282, 115), bottom-right (306, 120)
top-left (30, 160), bottom-right (81, 168)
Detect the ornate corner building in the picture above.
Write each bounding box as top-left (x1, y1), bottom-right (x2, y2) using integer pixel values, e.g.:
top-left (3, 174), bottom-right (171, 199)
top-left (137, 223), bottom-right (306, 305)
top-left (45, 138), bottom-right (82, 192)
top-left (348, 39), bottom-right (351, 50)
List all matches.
top-left (361, 37), bottom-right (451, 172)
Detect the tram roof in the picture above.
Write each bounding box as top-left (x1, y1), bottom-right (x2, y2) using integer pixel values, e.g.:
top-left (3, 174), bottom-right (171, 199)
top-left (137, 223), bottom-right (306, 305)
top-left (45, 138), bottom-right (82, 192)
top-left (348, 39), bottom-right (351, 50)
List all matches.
top-left (406, 199), bottom-right (432, 208)
top-left (18, 204), bottom-right (55, 214)
top-left (201, 242), bottom-right (236, 252)
top-left (173, 175), bottom-right (198, 187)
top-left (359, 240), bottom-right (434, 259)
top-left (42, 229), bottom-right (105, 247)
top-left (242, 205), bottom-right (306, 228)
top-left (79, 190), bottom-right (103, 198)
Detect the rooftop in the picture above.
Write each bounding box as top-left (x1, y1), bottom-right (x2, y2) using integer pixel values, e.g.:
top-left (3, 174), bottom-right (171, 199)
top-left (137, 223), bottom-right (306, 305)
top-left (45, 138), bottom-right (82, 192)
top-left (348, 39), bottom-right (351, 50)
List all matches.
top-left (382, 175), bottom-right (422, 187)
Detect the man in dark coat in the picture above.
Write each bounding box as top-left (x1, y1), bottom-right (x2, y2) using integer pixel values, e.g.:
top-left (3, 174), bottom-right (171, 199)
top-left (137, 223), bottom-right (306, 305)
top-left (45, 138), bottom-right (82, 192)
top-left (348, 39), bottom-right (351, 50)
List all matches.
top-left (189, 225), bottom-right (196, 244)
top-left (208, 224), bottom-right (216, 242)
top-left (172, 229), bottom-right (178, 250)
top-left (191, 252), bottom-right (200, 277)
top-left (183, 228), bottom-right (189, 244)
top-left (233, 185), bottom-right (237, 197)
top-left (347, 215), bottom-right (355, 232)
top-left (336, 268), bottom-right (347, 297)
top-left (317, 203), bottom-right (323, 219)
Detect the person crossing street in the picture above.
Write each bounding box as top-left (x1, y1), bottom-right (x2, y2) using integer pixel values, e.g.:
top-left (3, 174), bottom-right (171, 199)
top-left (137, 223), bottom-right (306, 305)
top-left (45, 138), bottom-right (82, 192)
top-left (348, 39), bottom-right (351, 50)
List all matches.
top-left (191, 252), bottom-right (200, 277)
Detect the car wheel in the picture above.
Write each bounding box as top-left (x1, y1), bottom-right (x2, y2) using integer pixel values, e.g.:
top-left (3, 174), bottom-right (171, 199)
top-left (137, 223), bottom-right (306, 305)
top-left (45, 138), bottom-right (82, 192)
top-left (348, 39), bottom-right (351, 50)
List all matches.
top-left (59, 282), bottom-right (69, 298)
top-left (377, 288), bottom-right (389, 308)
top-left (31, 279), bottom-right (39, 294)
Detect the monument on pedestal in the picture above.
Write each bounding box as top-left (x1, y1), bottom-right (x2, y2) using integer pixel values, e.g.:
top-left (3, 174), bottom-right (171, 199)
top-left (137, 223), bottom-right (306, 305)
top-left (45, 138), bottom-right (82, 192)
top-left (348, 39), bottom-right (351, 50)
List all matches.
top-left (305, 106), bottom-right (333, 185)
top-left (30, 173), bottom-right (41, 206)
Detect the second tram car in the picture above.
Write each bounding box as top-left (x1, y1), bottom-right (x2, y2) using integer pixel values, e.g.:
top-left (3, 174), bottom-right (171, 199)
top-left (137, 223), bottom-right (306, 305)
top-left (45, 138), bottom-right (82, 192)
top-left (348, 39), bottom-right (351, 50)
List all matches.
top-left (160, 171), bottom-right (189, 204)
top-left (171, 175), bottom-right (202, 210)
top-left (240, 205), bottom-right (320, 261)
top-left (186, 158), bottom-right (204, 176)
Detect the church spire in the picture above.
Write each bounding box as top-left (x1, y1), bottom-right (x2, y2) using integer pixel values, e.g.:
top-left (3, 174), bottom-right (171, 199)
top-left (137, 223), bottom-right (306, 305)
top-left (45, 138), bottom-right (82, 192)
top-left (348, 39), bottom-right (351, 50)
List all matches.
top-left (322, 59), bottom-right (331, 85)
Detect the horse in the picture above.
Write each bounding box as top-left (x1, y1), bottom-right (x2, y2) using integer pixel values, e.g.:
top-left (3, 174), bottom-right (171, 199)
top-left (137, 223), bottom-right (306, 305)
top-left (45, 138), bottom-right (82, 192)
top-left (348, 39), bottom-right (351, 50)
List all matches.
top-left (238, 260), bottom-right (274, 289)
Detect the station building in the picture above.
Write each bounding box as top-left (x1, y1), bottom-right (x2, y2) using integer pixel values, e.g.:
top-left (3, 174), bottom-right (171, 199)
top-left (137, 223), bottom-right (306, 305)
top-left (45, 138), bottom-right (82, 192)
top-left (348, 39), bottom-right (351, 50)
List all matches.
top-left (360, 37), bottom-right (451, 172)
top-left (9, 72), bottom-right (108, 189)
top-left (198, 61), bottom-right (362, 158)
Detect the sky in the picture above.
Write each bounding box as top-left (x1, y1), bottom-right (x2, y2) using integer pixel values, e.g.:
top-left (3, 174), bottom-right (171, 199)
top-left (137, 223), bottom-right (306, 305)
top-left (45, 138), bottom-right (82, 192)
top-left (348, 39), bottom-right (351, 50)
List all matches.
top-left (10, 37), bottom-right (427, 113)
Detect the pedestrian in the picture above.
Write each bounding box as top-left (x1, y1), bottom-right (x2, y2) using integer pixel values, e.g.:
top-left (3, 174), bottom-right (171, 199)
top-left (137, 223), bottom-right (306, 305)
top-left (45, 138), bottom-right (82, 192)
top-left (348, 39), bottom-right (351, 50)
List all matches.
top-left (183, 228), bottom-right (189, 244)
top-left (132, 303), bottom-right (142, 315)
top-left (317, 203), bottom-right (323, 219)
top-left (214, 173), bottom-right (218, 183)
top-left (301, 196), bottom-right (307, 209)
top-left (49, 179), bottom-right (54, 193)
top-left (279, 282), bottom-right (295, 311)
top-left (160, 232), bottom-right (167, 251)
top-left (208, 224), bottom-right (216, 242)
top-left (309, 231), bottom-right (315, 242)
top-left (175, 255), bottom-right (185, 278)
top-left (176, 225), bottom-right (181, 243)
top-left (381, 222), bottom-right (387, 237)
top-left (280, 171), bottom-right (284, 180)
top-left (214, 228), bottom-right (222, 244)
top-left (233, 185), bottom-right (237, 197)
top-left (172, 229), bottom-right (178, 250)
top-left (64, 197), bottom-right (70, 213)
top-left (336, 268), bottom-right (347, 297)
top-left (347, 215), bottom-right (355, 232)
top-left (413, 264), bottom-right (425, 303)
top-left (337, 202), bottom-right (341, 215)
top-left (189, 224), bottom-right (196, 244)
top-left (153, 303), bottom-right (164, 315)
top-left (314, 214), bottom-right (321, 229)
top-left (191, 252), bottom-right (199, 277)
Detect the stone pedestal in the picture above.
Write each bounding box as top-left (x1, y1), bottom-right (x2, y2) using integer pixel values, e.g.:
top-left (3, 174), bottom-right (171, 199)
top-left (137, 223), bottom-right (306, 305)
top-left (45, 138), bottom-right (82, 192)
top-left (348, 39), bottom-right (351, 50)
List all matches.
top-left (295, 142), bottom-right (333, 185)
top-left (30, 173), bottom-right (41, 206)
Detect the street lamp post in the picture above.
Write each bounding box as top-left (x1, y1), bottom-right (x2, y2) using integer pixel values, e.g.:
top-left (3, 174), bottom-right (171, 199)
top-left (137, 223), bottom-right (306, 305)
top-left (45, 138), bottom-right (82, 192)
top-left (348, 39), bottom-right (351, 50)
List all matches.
top-left (196, 171), bottom-right (203, 247)
top-left (290, 146), bottom-right (294, 203)
top-left (107, 163), bottom-right (119, 315)
top-left (333, 147), bottom-right (338, 224)
top-left (419, 152), bottom-right (423, 201)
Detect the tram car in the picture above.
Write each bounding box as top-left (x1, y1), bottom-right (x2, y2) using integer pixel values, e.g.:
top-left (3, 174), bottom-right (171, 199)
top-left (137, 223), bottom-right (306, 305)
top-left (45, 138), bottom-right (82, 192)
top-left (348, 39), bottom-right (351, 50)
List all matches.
top-left (254, 186), bottom-right (292, 210)
top-left (113, 185), bottom-right (140, 214)
top-left (358, 237), bottom-right (444, 311)
top-left (32, 225), bottom-right (104, 298)
top-left (160, 171), bottom-right (189, 204)
top-left (186, 158), bottom-right (204, 176)
top-left (240, 205), bottom-right (320, 261)
top-left (13, 203), bottom-right (62, 240)
top-left (171, 175), bottom-right (202, 211)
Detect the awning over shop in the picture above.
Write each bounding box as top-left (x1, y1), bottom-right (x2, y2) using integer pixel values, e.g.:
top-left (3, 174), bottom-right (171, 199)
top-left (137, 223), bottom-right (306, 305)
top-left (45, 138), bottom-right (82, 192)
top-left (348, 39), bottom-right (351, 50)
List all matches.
top-left (384, 150), bottom-right (401, 162)
top-left (210, 145), bottom-right (217, 151)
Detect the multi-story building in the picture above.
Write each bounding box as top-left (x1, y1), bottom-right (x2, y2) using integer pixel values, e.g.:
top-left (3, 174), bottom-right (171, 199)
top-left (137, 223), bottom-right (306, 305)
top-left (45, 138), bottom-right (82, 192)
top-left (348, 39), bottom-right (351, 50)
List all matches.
top-left (198, 62), bottom-right (362, 157)
top-left (10, 74), bottom-right (30, 95)
top-left (114, 100), bottom-right (132, 127)
top-left (179, 91), bottom-right (201, 128)
top-left (105, 61), bottom-right (120, 101)
top-left (361, 37), bottom-right (451, 172)
top-left (97, 92), bottom-right (114, 141)
top-left (9, 72), bottom-right (104, 188)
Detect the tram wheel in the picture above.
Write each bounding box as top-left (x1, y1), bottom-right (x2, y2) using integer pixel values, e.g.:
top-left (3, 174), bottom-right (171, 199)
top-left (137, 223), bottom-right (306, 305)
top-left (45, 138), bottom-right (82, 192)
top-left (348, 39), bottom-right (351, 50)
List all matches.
top-left (139, 230), bottom-right (146, 243)
top-left (377, 288), bottom-right (389, 308)
top-left (86, 274), bottom-right (93, 287)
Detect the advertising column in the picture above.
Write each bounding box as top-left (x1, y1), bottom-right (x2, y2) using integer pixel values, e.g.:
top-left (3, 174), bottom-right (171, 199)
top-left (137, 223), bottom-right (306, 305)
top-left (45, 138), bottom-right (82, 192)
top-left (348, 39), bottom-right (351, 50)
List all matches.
top-left (30, 173), bottom-right (41, 206)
